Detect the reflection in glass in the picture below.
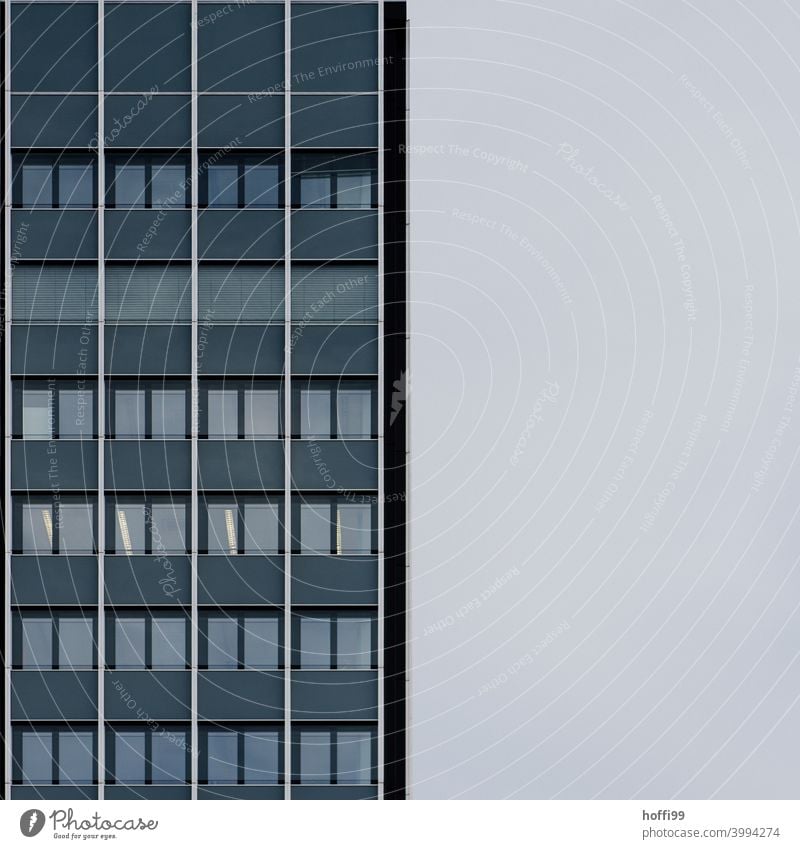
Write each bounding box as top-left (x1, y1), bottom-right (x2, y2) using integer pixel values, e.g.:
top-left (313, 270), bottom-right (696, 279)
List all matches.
top-left (337, 503), bottom-right (371, 554)
top-left (245, 389), bottom-right (280, 438)
top-left (115, 618), bottom-right (145, 669)
top-left (300, 389), bottom-right (330, 438)
top-left (337, 618), bottom-right (372, 668)
top-left (243, 503), bottom-right (279, 554)
top-left (22, 164), bottom-right (52, 207)
top-left (207, 505), bottom-right (238, 554)
top-left (149, 503), bottom-right (186, 553)
top-left (300, 617), bottom-right (331, 669)
top-left (337, 172), bottom-right (371, 208)
top-left (59, 389), bottom-right (93, 438)
top-left (22, 390), bottom-right (52, 439)
top-left (300, 503), bottom-right (330, 553)
top-left (115, 390), bottom-right (145, 438)
top-left (113, 164), bottom-right (146, 207)
top-left (59, 163), bottom-right (93, 207)
top-left (21, 618), bottom-right (52, 669)
top-left (58, 617), bottom-right (93, 668)
top-left (208, 164), bottom-right (238, 206)
top-left (208, 390), bottom-right (237, 438)
top-left (116, 504), bottom-right (145, 554)
top-left (152, 389), bottom-right (185, 437)
top-left (206, 617), bottom-right (237, 668)
top-left (151, 732), bottom-right (185, 784)
top-left (244, 164), bottom-right (279, 207)
top-left (21, 504), bottom-right (53, 553)
top-left (151, 618), bottom-right (185, 669)
top-left (115, 731), bottom-right (146, 784)
top-left (337, 731), bottom-right (371, 784)
top-left (21, 732), bottom-right (52, 784)
top-left (243, 617), bottom-right (279, 669)
top-left (244, 731), bottom-right (279, 784)
top-left (207, 732), bottom-right (237, 784)
top-left (299, 174), bottom-right (331, 208)
top-left (151, 163), bottom-right (185, 208)
top-left (58, 731), bottom-right (93, 785)
top-left (299, 731), bottom-right (330, 784)
top-left (337, 389), bottom-right (371, 438)
top-left (58, 502), bottom-right (94, 554)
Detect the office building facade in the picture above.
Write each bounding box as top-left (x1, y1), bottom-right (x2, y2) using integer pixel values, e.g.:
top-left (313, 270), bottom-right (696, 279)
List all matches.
top-left (2, 0), bottom-right (407, 800)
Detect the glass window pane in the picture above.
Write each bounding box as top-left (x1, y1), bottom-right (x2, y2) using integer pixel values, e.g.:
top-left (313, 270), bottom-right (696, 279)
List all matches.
top-left (337, 504), bottom-right (371, 554)
top-left (300, 503), bottom-right (330, 553)
top-left (300, 174), bottom-right (331, 208)
top-left (245, 389), bottom-right (279, 438)
top-left (115, 618), bottom-right (145, 669)
top-left (208, 164), bottom-right (238, 206)
top-left (149, 503), bottom-right (186, 553)
top-left (151, 163), bottom-right (186, 208)
top-left (115, 732), bottom-right (145, 784)
top-left (299, 617), bottom-right (331, 669)
top-left (243, 618), bottom-right (279, 669)
top-left (337, 172), bottom-right (371, 208)
top-left (59, 389), bottom-right (93, 438)
top-left (300, 389), bottom-right (330, 438)
top-left (337, 389), bottom-right (371, 438)
top-left (151, 732), bottom-right (185, 784)
top-left (21, 504), bottom-right (53, 553)
top-left (337, 618), bottom-right (372, 669)
top-left (299, 731), bottom-right (330, 784)
top-left (152, 389), bottom-right (185, 438)
top-left (23, 164), bottom-right (52, 207)
top-left (207, 618), bottom-right (238, 668)
top-left (152, 618), bottom-right (186, 669)
top-left (208, 390), bottom-right (238, 438)
top-left (113, 164), bottom-right (146, 207)
top-left (58, 731), bottom-right (93, 785)
top-left (207, 732), bottom-right (237, 784)
top-left (115, 503), bottom-right (145, 554)
top-left (207, 505), bottom-right (238, 554)
top-left (244, 731), bottom-right (279, 784)
top-left (114, 390), bottom-right (145, 438)
top-left (59, 163), bottom-right (93, 207)
top-left (58, 502), bottom-right (94, 554)
top-left (244, 164), bottom-right (279, 207)
top-left (336, 731), bottom-right (371, 784)
top-left (22, 731), bottom-right (52, 784)
top-left (23, 390), bottom-right (52, 439)
top-left (22, 618), bottom-right (52, 669)
top-left (243, 503), bottom-right (279, 554)
top-left (58, 617), bottom-right (93, 668)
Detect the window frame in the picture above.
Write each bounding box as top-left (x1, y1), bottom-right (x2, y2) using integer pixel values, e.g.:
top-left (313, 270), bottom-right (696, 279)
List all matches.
top-left (13, 153), bottom-right (97, 209)
top-left (13, 379), bottom-right (97, 440)
top-left (291, 725), bottom-right (377, 786)
top-left (200, 497), bottom-right (285, 555)
top-left (106, 610), bottom-right (190, 670)
top-left (199, 380), bottom-right (284, 440)
top-left (292, 379), bottom-right (376, 439)
top-left (199, 724), bottom-right (284, 785)
top-left (199, 151), bottom-right (284, 209)
top-left (106, 496), bottom-right (190, 555)
top-left (291, 151), bottom-right (377, 210)
top-left (291, 610), bottom-right (377, 670)
top-left (291, 495), bottom-right (377, 555)
top-left (106, 154), bottom-right (191, 210)
top-left (105, 724), bottom-right (190, 785)
top-left (199, 610), bottom-right (283, 670)
top-left (107, 379), bottom-right (190, 439)
top-left (13, 496), bottom-right (97, 555)
top-left (12, 610), bottom-right (97, 670)
top-left (12, 724), bottom-right (98, 785)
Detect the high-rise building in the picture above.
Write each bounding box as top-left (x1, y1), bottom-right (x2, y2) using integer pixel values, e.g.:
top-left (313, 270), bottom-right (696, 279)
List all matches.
top-left (2, 0), bottom-right (407, 801)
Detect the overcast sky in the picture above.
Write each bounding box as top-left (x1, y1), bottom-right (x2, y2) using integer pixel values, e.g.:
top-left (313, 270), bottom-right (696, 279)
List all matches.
top-left (407, 0), bottom-right (800, 799)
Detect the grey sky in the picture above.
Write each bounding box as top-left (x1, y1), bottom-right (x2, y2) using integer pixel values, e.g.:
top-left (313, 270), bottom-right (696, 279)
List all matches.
top-left (408, 0), bottom-right (800, 799)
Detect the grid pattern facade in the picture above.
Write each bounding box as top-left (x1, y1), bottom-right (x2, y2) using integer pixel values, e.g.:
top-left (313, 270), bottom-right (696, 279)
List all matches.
top-left (2, 0), bottom-right (407, 801)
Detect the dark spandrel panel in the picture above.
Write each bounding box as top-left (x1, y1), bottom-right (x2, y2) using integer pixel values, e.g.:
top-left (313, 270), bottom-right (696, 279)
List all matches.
top-left (105, 786), bottom-right (192, 800)
top-left (290, 210), bottom-right (377, 261)
top-left (291, 3), bottom-right (379, 93)
top-left (104, 2), bottom-right (191, 92)
top-left (196, 325), bottom-right (284, 376)
top-left (104, 671), bottom-right (191, 721)
top-left (199, 442), bottom-right (284, 491)
top-left (11, 671), bottom-right (98, 721)
top-left (198, 209), bottom-right (284, 260)
top-left (104, 555), bottom-right (191, 606)
top-left (198, 2), bottom-right (284, 92)
top-left (11, 2), bottom-right (98, 92)
top-left (11, 210), bottom-right (98, 261)
top-left (105, 442), bottom-right (191, 491)
top-left (12, 441), bottom-right (98, 491)
top-left (104, 95), bottom-right (191, 148)
top-left (105, 210), bottom-right (191, 260)
top-left (11, 786), bottom-right (99, 801)
top-left (12, 325), bottom-right (99, 376)
top-left (11, 556), bottom-right (98, 606)
top-left (291, 95), bottom-right (378, 148)
top-left (197, 555), bottom-right (285, 606)
top-left (198, 95), bottom-right (284, 148)
top-left (291, 786), bottom-right (378, 800)
top-left (105, 325), bottom-right (191, 375)
top-left (291, 324), bottom-right (378, 376)
top-left (11, 96), bottom-right (98, 149)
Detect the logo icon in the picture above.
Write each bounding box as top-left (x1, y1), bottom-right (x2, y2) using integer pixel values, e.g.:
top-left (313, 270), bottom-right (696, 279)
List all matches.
top-left (20, 809), bottom-right (45, 837)
top-left (390, 370), bottom-right (409, 426)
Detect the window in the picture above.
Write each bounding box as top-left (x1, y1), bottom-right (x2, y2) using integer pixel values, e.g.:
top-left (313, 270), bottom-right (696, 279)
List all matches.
top-left (107, 156), bottom-right (189, 209)
top-left (201, 153), bottom-right (283, 208)
top-left (201, 726), bottom-right (282, 785)
top-left (108, 613), bottom-right (188, 670)
top-left (14, 614), bottom-right (95, 669)
top-left (293, 381), bottom-right (375, 439)
top-left (107, 726), bottom-right (189, 785)
top-left (16, 499), bottom-right (95, 554)
top-left (292, 153), bottom-right (376, 210)
top-left (105, 264), bottom-right (191, 322)
top-left (14, 155), bottom-right (96, 208)
top-left (291, 264), bottom-right (377, 323)
top-left (293, 612), bottom-right (375, 669)
top-left (201, 612), bottom-right (282, 669)
top-left (15, 381), bottom-right (95, 439)
top-left (198, 264), bottom-right (284, 323)
top-left (293, 727), bottom-right (375, 785)
top-left (204, 500), bottom-right (282, 555)
top-left (294, 497), bottom-right (376, 555)
top-left (201, 382), bottom-right (282, 438)
top-left (109, 500), bottom-right (188, 554)
top-left (12, 264), bottom-right (98, 323)
top-left (109, 382), bottom-right (189, 438)
top-left (14, 727), bottom-right (96, 785)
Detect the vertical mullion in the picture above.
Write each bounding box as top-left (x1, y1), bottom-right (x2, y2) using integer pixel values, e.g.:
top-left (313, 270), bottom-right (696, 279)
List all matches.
top-left (377, 0), bottom-right (386, 799)
top-left (190, 0), bottom-right (199, 800)
top-left (97, 0), bottom-right (107, 800)
top-left (283, 0), bottom-right (292, 800)
top-left (3, 0), bottom-right (11, 802)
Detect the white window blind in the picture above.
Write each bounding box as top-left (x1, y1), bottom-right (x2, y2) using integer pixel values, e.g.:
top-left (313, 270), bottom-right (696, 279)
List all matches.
top-left (291, 264), bottom-right (377, 323)
top-left (198, 264), bottom-right (285, 322)
top-left (105, 264), bottom-right (191, 322)
top-left (12, 265), bottom-right (98, 322)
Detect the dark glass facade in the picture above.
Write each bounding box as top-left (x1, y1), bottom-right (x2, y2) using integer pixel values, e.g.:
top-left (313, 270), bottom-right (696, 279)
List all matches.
top-left (2, 0), bottom-right (407, 801)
